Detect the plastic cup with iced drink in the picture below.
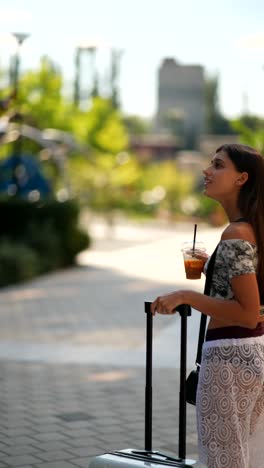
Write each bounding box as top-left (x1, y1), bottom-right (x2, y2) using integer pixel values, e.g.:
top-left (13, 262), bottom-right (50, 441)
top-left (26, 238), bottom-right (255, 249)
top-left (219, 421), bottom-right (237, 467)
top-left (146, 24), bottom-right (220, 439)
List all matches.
top-left (181, 241), bottom-right (207, 280)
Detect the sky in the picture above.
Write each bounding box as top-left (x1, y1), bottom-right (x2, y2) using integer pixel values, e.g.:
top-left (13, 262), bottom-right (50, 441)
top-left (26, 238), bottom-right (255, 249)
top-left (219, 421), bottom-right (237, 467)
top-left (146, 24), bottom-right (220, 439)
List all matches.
top-left (1, 0), bottom-right (264, 119)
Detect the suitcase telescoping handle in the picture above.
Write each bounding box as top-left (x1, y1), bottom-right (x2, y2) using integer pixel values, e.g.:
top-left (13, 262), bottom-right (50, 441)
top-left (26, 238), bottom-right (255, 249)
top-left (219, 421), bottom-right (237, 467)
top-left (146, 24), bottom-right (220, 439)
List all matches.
top-left (144, 301), bottom-right (191, 460)
top-left (144, 301), bottom-right (153, 451)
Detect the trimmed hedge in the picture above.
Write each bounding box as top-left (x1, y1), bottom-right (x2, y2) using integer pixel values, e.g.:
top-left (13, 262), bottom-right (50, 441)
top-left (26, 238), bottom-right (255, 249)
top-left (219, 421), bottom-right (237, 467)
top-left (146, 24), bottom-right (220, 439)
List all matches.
top-left (0, 241), bottom-right (40, 286)
top-left (0, 197), bottom-right (91, 286)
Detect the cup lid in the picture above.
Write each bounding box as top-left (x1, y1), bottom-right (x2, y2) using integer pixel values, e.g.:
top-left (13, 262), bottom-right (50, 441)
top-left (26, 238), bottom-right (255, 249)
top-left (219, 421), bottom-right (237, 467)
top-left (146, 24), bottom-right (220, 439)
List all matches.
top-left (181, 241), bottom-right (206, 252)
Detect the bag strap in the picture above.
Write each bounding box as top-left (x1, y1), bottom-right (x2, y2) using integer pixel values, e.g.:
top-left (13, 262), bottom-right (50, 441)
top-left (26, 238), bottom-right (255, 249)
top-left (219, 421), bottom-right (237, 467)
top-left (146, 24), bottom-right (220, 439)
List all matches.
top-left (195, 245), bottom-right (218, 367)
top-left (195, 217), bottom-right (247, 367)
top-left (235, 217), bottom-right (247, 223)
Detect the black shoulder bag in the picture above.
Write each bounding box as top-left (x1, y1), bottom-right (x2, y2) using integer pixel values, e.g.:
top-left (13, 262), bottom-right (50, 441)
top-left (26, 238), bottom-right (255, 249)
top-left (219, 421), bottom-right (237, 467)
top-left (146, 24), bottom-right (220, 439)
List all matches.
top-left (185, 244), bottom-right (218, 406)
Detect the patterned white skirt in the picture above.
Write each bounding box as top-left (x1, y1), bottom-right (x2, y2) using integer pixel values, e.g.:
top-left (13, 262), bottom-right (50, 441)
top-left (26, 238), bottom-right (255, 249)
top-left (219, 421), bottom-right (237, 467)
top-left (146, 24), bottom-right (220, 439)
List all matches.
top-left (196, 336), bottom-right (264, 468)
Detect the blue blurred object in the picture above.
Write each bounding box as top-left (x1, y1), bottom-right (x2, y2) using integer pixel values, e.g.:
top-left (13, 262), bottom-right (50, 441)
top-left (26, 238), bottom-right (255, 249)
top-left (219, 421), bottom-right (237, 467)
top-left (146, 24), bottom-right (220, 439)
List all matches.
top-left (0, 153), bottom-right (52, 199)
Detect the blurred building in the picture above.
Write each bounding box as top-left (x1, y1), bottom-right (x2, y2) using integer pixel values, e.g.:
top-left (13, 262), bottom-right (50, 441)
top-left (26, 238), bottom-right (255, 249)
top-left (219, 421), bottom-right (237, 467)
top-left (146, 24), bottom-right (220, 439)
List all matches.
top-left (130, 133), bottom-right (182, 161)
top-left (199, 134), bottom-right (240, 157)
top-left (155, 58), bottom-right (205, 149)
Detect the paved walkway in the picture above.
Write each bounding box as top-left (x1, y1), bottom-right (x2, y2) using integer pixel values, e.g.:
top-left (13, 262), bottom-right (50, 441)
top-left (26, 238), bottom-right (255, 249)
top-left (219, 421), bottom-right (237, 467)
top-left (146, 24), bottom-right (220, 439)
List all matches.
top-left (0, 218), bottom-right (223, 467)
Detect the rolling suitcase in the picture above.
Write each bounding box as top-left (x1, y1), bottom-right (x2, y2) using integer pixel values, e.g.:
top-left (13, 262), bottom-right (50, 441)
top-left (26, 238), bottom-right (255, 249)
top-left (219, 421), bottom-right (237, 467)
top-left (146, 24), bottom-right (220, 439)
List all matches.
top-left (89, 301), bottom-right (197, 467)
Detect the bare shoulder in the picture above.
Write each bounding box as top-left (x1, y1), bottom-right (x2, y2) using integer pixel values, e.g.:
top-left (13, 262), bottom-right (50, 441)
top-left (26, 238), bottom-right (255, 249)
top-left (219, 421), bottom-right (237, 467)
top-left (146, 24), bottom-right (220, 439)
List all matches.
top-left (221, 222), bottom-right (256, 244)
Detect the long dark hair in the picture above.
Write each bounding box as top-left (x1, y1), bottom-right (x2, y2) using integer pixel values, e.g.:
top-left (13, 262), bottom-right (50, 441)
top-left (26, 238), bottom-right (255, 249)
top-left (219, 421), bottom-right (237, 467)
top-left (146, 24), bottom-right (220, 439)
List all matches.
top-left (217, 143), bottom-right (264, 303)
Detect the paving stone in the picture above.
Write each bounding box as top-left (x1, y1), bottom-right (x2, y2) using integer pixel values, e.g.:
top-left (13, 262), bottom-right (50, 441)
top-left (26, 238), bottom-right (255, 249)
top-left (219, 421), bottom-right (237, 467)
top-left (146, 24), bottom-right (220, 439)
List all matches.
top-left (34, 450), bottom-right (75, 462)
top-left (31, 433), bottom-right (68, 443)
top-left (0, 445), bottom-right (8, 454)
top-left (66, 446), bottom-right (102, 457)
top-left (30, 441), bottom-right (70, 453)
top-left (28, 418), bottom-right (59, 426)
top-left (0, 439), bottom-right (9, 448)
top-left (59, 428), bottom-right (96, 438)
top-left (64, 438), bottom-right (94, 448)
top-left (35, 462), bottom-right (80, 468)
top-left (56, 421), bottom-right (94, 430)
top-left (1, 454), bottom-right (43, 466)
top-left (11, 466), bottom-right (37, 468)
top-left (5, 437), bottom-right (39, 447)
top-left (30, 425), bottom-right (63, 434)
top-left (5, 429), bottom-right (33, 438)
top-left (55, 412), bottom-right (95, 423)
top-left (70, 458), bottom-right (92, 468)
top-left (1, 445), bottom-right (39, 456)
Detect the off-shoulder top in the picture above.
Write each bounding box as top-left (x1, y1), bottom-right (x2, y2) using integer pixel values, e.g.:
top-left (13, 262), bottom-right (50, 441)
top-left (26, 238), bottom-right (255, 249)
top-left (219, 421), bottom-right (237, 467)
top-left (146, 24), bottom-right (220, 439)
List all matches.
top-left (204, 239), bottom-right (258, 301)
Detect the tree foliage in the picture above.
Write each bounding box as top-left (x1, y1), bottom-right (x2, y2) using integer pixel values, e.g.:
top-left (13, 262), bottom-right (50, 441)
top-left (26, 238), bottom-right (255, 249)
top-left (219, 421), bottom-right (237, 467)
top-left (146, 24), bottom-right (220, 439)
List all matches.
top-left (138, 161), bottom-right (194, 215)
top-left (72, 97), bottom-right (128, 153)
top-left (231, 115), bottom-right (264, 154)
top-left (205, 75), bottom-right (235, 135)
top-left (123, 115), bottom-right (151, 135)
top-left (17, 57), bottom-right (72, 130)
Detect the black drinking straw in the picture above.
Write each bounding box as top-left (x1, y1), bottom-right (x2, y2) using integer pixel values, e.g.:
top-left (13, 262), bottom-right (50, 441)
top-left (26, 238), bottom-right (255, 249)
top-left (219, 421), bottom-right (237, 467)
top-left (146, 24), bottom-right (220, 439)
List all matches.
top-left (192, 223), bottom-right (197, 256)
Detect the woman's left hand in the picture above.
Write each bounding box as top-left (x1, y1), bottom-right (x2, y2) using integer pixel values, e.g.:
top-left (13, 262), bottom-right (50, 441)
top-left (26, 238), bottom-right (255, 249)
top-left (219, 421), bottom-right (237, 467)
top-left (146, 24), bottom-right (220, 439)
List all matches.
top-left (151, 291), bottom-right (186, 316)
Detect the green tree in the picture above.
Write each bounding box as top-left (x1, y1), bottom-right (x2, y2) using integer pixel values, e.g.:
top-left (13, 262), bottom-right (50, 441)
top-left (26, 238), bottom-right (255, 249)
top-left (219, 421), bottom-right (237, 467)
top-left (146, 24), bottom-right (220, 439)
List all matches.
top-left (73, 96), bottom-right (128, 154)
top-left (17, 56), bottom-right (73, 131)
top-left (231, 115), bottom-right (264, 154)
top-left (68, 151), bottom-right (141, 223)
top-left (205, 75), bottom-right (235, 134)
top-left (139, 161), bottom-right (194, 217)
top-left (123, 115), bottom-right (152, 136)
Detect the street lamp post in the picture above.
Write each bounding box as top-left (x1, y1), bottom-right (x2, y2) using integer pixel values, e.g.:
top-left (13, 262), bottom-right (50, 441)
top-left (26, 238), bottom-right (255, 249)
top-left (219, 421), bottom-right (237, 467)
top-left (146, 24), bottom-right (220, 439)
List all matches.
top-left (73, 42), bottom-right (98, 107)
top-left (11, 33), bottom-right (30, 99)
top-left (110, 48), bottom-right (123, 109)
top-left (10, 32), bottom-right (30, 196)
top-left (73, 47), bottom-right (81, 106)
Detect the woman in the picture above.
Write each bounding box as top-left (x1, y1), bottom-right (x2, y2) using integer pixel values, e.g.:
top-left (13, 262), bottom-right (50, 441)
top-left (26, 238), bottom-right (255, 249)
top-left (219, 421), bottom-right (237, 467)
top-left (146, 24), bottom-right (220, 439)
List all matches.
top-left (151, 144), bottom-right (264, 468)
